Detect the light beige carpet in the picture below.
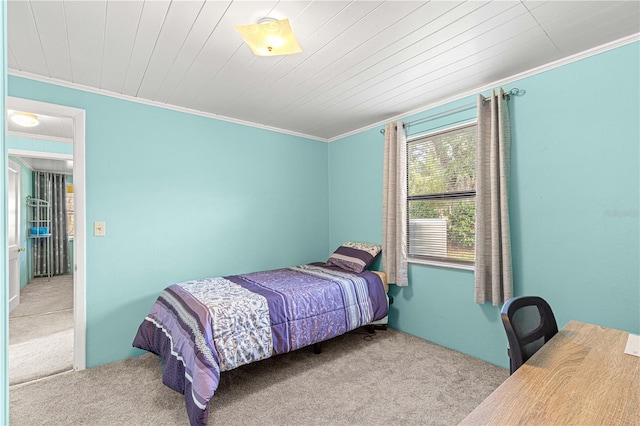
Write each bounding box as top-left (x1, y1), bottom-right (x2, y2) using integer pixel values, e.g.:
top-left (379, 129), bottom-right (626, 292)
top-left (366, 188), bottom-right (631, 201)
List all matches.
top-left (10, 327), bottom-right (508, 425)
top-left (9, 275), bottom-right (74, 385)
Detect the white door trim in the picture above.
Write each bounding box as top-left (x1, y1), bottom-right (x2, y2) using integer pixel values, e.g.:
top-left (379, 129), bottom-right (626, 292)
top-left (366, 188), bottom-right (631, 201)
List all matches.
top-left (6, 96), bottom-right (86, 371)
top-left (7, 159), bottom-right (20, 312)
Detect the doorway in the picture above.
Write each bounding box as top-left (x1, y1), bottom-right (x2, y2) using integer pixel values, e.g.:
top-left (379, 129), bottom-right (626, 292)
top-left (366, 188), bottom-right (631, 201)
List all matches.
top-left (7, 153), bottom-right (74, 384)
top-left (5, 97), bottom-right (86, 373)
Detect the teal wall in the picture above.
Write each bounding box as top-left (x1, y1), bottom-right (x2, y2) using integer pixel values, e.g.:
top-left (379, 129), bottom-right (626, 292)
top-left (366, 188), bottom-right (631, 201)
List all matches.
top-left (8, 156), bottom-right (33, 288)
top-left (7, 136), bottom-right (73, 155)
top-left (8, 76), bottom-right (330, 367)
top-left (17, 160), bottom-right (31, 287)
top-left (329, 42), bottom-right (640, 368)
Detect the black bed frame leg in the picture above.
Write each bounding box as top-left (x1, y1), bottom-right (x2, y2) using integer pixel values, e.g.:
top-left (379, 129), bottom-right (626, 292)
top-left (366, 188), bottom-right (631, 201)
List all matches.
top-left (365, 324), bottom-right (387, 333)
top-left (313, 342), bottom-right (322, 354)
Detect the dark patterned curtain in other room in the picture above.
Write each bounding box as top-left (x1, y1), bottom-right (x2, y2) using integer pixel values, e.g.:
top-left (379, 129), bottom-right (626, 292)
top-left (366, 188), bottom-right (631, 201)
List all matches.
top-left (34, 172), bottom-right (70, 276)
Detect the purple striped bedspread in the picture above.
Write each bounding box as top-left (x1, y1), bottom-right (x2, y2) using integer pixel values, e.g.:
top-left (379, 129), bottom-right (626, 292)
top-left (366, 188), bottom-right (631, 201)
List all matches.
top-left (132, 263), bottom-right (388, 425)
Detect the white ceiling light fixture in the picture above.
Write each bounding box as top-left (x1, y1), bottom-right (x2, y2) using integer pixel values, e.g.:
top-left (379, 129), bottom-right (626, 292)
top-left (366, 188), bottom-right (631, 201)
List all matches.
top-left (10, 111), bottom-right (40, 127)
top-left (234, 18), bottom-right (302, 57)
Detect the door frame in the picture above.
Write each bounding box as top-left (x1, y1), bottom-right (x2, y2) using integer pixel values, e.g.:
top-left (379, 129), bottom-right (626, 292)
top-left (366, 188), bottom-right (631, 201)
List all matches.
top-left (6, 96), bottom-right (86, 371)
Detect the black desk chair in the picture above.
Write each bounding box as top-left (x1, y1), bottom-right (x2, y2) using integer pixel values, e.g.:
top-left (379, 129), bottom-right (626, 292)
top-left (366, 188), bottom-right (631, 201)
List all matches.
top-left (501, 296), bottom-right (558, 374)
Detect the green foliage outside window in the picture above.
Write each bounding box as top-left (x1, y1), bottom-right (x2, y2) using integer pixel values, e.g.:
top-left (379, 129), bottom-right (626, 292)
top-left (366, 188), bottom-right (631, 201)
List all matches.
top-left (448, 201), bottom-right (475, 248)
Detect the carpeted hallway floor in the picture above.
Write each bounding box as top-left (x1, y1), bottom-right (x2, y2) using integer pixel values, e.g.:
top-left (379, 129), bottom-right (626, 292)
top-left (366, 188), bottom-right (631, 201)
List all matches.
top-left (9, 274), bottom-right (74, 385)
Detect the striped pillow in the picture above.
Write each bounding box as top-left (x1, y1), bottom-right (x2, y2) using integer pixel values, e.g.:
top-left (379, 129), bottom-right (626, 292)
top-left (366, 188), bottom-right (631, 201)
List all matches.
top-left (326, 241), bottom-right (382, 273)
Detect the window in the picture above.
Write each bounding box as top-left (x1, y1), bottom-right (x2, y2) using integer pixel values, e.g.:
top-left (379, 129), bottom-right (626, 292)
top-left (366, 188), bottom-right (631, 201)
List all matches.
top-left (407, 123), bottom-right (477, 267)
top-left (67, 183), bottom-right (74, 239)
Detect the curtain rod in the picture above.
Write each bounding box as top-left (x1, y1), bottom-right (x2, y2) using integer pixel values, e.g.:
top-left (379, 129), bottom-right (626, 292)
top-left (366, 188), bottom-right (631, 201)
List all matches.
top-left (381, 88), bottom-right (522, 134)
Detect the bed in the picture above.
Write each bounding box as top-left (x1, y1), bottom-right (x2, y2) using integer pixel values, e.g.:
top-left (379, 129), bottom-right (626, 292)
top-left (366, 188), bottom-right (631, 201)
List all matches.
top-left (132, 242), bottom-right (388, 426)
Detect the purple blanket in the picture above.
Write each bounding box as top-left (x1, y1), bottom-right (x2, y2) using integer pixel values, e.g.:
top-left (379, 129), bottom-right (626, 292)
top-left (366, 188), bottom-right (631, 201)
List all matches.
top-left (132, 264), bottom-right (387, 425)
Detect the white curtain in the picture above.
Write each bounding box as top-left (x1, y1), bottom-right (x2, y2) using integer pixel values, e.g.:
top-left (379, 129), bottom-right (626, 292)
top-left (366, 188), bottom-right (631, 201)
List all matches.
top-left (475, 89), bottom-right (513, 305)
top-left (382, 122), bottom-right (408, 286)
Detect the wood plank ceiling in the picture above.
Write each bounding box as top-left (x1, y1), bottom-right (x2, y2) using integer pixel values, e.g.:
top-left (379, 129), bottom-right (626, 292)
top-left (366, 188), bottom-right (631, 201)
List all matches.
top-left (7, 1), bottom-right (640, 141)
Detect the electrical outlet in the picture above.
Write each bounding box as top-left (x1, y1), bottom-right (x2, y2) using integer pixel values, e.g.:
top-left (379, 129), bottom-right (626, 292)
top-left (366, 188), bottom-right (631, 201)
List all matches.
top-left (94, 221), bottom-right (106, 237)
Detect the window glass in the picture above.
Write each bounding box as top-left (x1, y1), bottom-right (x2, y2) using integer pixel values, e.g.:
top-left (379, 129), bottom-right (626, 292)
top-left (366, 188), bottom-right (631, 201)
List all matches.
top-left (408, 123), bottom-right (477, 265)
top-left (67, 183), bottom-right (74, 238)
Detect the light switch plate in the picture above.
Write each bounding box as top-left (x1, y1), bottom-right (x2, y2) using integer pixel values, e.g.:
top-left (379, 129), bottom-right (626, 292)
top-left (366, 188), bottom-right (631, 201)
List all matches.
top-left (94, 221), bottom-right (106, 237)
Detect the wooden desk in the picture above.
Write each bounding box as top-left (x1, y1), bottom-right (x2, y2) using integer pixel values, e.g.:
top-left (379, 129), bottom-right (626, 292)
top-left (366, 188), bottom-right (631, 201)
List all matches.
top-left (460, 321), bottom-right (640, 425)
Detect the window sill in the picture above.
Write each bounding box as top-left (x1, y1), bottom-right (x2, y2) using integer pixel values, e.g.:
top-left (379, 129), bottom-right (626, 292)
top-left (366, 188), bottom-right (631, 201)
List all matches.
top-left (408, 257), bottom-right (474, 272)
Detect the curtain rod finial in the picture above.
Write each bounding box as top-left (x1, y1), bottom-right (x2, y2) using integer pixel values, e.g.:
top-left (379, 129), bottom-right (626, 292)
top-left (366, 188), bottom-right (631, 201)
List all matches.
top-left (507, 88), bottom-right (524, 98)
